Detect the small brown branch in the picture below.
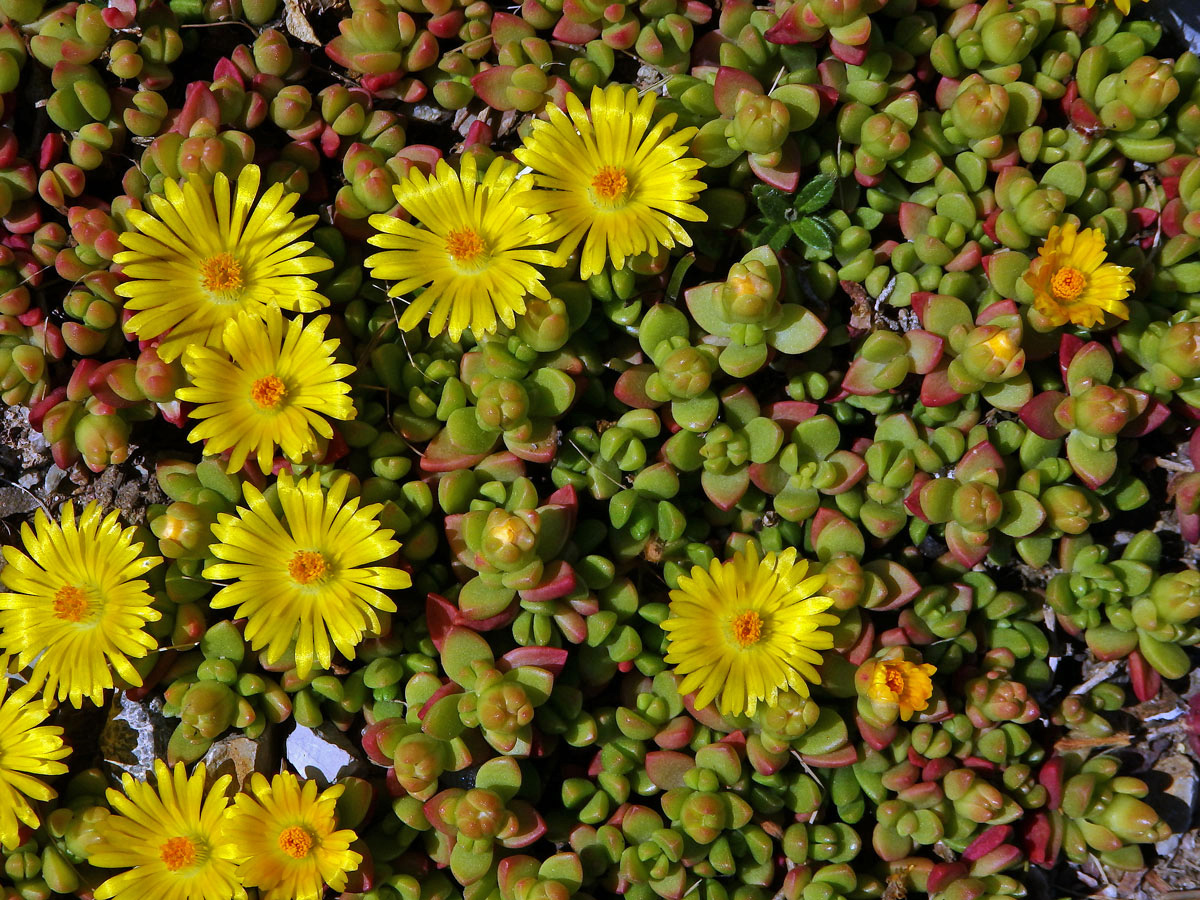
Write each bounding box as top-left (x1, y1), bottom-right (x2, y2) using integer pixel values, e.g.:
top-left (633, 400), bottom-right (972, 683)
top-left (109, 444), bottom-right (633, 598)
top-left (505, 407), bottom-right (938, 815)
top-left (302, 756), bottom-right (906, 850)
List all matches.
top-left (1053, 734), bottom-right (1133, 753)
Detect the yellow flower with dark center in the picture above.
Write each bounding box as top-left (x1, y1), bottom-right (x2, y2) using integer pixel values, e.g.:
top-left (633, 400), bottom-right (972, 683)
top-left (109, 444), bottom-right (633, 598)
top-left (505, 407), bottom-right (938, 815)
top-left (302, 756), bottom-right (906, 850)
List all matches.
top-left (866, 659), bottom-right (936, 721)
top-left (514, 84), bottom-right (708, 279)
top-left (366, 154), bottom-right (561, 342)
top-left (90, 761), bottom-right (244, 900)
top-left (662, 545), bottom-right (836, 717)
top-left (0, 502), bottom-right (162, 708)
top-left (115, 164), bottom-right (331, 361)
top-left (227, 772), bottom-right (362, 900)
top-left (0, 682), bottom-right (70, 849)
top-left (1023, 222), bottom-right (1133, 328)
top-left (203, 472), bottom-right (412, 678)
top-left (1083, 0), bottom-right (1143, 15)
top-left (177, 307), bottom-right (356, 474)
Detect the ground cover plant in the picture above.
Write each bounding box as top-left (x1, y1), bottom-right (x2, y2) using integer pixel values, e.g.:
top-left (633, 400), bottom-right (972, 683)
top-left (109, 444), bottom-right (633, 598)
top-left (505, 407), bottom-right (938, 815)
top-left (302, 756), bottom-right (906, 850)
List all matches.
top-left (1, 0), bottom-right (1200, 897)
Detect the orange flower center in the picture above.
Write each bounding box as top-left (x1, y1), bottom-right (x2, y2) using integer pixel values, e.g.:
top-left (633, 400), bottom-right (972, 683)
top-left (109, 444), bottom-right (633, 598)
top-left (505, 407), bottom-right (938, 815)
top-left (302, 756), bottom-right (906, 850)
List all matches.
top-left (883, 666), bottom-right (906, 695)
top-left (277, 825), bottom-right (314, 859)
top-left (53, 585), bottom-right (90, 622)
top-left (730, 610), bottom-right (763, 648)
top-left (159, 836), bottom-right (197, 872)
top-left (446, 227), bottom-right (486, 264)
top-left (288, 550), bottom-right (327, 584)
top-left (200, 252), bottom-right (244, 295)
top-left (251, 375), bottom-right (287, 410)
top-left (591, 166), bottom-right (629, 205)
top-left (1050, 266), bottom-right (1087, 301)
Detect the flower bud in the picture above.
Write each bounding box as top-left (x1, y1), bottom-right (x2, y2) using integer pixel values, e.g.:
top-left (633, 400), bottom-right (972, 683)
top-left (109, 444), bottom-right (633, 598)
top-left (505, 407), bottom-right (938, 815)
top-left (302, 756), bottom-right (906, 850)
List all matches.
top-left (660, 346), bottom-right (712, 399)
top-left (957, 326), bottom-right (1025, 382)
top-left (728, 94), bottom-right (789, 156)
top-left (951, 483), bottom-right (1003, 532)
top-left (1070, 385), bottom-right (1138, 438)
top-left (720, 260), bottom-right (777, 323)
top-left (950, 75), bottom-right (1010, 142)
top-left (1117, 57), bottom-right (1179, 121)
top-left (980, 10), bottom-right (1040, 67)
top-left (1160, 321), bottom-right (1200, 378)
top-left (476, 377), bottom-right (529, 432)
top-left (481, 508), bottom-right (538, 570)
top-left (859, 112), bottom-right (911, 162)
top-left (454, 788), bottom-right (507, 839)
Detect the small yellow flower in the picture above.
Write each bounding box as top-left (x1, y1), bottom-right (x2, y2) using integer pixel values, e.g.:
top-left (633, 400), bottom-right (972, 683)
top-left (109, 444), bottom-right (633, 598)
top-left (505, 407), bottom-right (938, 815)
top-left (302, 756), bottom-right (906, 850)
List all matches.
top-left (0, 682), bottom-right (71, 849)
top-left (366, 154), bottom-right (561, 342)
top-left (1023, 222), bottom-right (1133, 328)
top-left (178, 307), bottom-right (356, 474)
top-left (866, 659), bottom-right (936, 721)
top-left (662, 545), bottom-right (837, 717)
top-left (204, 472), bottom-right (412, 678)
top-left (514, 84), bottom-right (708, 279)
top-left (226, 772), bottom-right (362, 900)
top-left (0, 502), bottom-right (162, 707)
top-left (115, 164), bottom-right (331, 361)
top-left (1083, 0), bottom-right (1143, 15)
top-left (90, 761), bottom-right (244, 900)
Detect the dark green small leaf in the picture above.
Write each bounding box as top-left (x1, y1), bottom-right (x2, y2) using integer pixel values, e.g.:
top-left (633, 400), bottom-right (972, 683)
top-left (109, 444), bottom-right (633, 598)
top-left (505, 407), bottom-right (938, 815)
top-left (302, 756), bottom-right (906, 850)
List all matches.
top-left (665, 253), bottom-right (696, 301)
top-left (768, 224), bottom-right (791, 253)
top-left (792, 217), bottom-right (832, 254)
top-left (753, 185), bottom-right (790, 221)
top-left (794, 173), bottom-right (836, 214)
top-left (807, 215), bottom-right (838, 245)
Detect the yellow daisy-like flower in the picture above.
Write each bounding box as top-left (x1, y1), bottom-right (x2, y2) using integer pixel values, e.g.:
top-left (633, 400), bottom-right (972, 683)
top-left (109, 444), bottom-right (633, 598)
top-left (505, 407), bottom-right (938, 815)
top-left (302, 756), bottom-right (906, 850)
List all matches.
top-left (1083, 0), bottom-right (1143, 15)
top-left (1023, 221), bottom-right (1134, 328)
top-left (177, 307), bottom-right (356, 474)
top-left (0, 502), bottom-right (163, 708)
top-left (662, 545), bottom-right (837, 717)
top-left (0, 681), bottom-right (71, 850)
top-left (866, 659), bottom-right (936, 721)
top-left (514, 84), bottom-right (708, 280)
top-left (204, 472), bottom-right (412, 678)
top-left (366, 154), bottom-right (561, 342)
top-left (115, 164), bottom-right (332, 362)
top-left (90, 761), bottom-right (244, 900)
top-left (227, 772), bottom-right (362, 900)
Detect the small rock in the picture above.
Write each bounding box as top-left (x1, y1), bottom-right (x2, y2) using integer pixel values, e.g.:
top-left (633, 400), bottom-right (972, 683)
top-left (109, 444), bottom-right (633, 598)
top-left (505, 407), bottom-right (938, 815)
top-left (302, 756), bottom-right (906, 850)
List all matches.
top-left (1153, 750), bottom-right (1199, 857)
top-left (100, 692), bottom-right (173, 781)
top-left (0, 485), bottom-right (40, 518)
top-left (43, 466), bottom-right (66, 494)
top-left (202, 734), bottom-right (276, 793)
top-left (285, 724), bottom-right (366, 784)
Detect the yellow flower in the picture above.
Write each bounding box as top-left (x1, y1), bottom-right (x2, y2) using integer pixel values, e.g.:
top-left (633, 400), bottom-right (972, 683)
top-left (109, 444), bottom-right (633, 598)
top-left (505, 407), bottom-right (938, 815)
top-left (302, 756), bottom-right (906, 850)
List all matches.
top-left (662, 545), bottom-right (837, 717)
top-left (178, 307), bottom-right (356, 474)
top-left (0, 502), bottom-right (162, 708)
top-left (514, 84), bottom-right (708, 279)
top-left (226, 772), bottom-right (362, 900)
top-left (204, 472), bottom-right (412, 678)
top-left (1083, 0), bottom-right (1143, 15)
top-left (115, 164), bottom-right (332, 362)
top-left (0, 682), bottom-right (71, 849)
top-left (366, 154), bottom-right (561, 342)
top-left (866, 659), bottom-right (936, 721)
top-left (1023, 222), bottom-right (1133, 328)
top-left (90, 761), bottom-right (244, 900)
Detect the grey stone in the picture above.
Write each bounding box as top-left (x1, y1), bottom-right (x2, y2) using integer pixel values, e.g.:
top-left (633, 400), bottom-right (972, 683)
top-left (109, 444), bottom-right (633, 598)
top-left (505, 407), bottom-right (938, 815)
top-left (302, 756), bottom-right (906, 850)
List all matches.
top-left (100, 692), bottom-right (173, 781)
top-left (285, 724), bottom-right (366, 784)
top-left (0, 485), bottom-right (40, 517)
